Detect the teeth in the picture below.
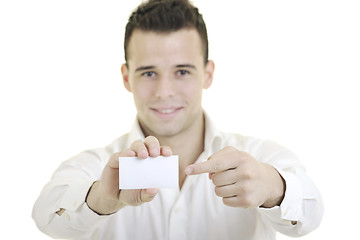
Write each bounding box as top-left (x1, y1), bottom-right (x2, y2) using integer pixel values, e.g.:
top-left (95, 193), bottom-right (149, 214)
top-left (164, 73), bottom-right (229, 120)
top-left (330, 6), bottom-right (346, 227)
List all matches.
top-left (159, 109), bottom-right (175, 114)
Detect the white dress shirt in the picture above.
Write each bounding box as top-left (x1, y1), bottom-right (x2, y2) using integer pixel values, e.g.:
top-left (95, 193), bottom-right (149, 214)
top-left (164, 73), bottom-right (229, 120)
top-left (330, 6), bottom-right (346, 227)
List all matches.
top-left (32, 114), bottom-right (323, 239)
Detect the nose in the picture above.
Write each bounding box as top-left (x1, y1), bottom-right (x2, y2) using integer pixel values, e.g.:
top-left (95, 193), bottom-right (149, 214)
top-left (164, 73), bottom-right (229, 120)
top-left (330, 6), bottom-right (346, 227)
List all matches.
top-left (155, 75), bottom-right (174, 99)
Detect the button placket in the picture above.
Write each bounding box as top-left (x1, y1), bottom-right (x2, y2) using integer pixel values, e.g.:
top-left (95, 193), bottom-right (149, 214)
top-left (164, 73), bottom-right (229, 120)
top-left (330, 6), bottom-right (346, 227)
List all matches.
top-left (168, 199), bottom-right (187, 240)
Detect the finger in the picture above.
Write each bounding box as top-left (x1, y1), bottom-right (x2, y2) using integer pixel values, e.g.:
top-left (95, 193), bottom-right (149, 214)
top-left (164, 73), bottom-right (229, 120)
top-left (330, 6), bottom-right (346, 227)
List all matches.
top-left (217, 183), bottom-right (257, 208)
top-left (130, 140), bottom-right (149, 158)
top-left (140, 188), bottom-right (159, 202)
top-left (144, 136), bottom-right (161, 157)
top-left (209, 172), bottom-right (214, 180)
top-left (119, 188), bottom-right (159, 206)
top-left (108, 150), bottom-right (136, 168)
top-left (160, 146), bottom-right (173, 156)
top-left (185, 160), bottom-right (213, 175)
top-left (214, 184), bottom-right (237, 198)
top-left (222, 196), bottom-right (243, 208)
top-left (211, 168), bottom-right (239, 186)
top-left (185, 157), bottom-right (238, 175)
top-left (222, 196), bottom-right (253, 208)
top-left (102, 150), bottom-right (136, 197)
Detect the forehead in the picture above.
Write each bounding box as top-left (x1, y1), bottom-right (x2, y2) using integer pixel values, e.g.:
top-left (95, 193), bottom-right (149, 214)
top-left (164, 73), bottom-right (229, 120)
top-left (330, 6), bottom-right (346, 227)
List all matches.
top-left (127, 28), bottom-right (203, 67)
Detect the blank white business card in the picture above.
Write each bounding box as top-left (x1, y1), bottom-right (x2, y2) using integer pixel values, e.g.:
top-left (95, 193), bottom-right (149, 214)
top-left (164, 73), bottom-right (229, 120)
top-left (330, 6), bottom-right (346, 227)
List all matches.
top-left (119, 155), bottom-right (179, 189)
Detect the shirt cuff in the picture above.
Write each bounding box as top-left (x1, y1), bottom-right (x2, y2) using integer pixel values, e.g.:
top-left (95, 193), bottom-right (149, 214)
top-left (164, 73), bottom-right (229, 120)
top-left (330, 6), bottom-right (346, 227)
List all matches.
top-left (59, 179), bottom-right (94, 211)
top-left (259, 168), bottom-right (303, 222)
top-left (58, 179), bottom-right (109, 231)
top-left (60, 201), bottom-right (109, 232)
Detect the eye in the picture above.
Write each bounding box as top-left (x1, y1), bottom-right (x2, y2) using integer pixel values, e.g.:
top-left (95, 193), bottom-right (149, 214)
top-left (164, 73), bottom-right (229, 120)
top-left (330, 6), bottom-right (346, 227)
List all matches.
top-left (142, 71), bottom-right (156, 77)
top-left (177, 69), bottom-right (190, 76)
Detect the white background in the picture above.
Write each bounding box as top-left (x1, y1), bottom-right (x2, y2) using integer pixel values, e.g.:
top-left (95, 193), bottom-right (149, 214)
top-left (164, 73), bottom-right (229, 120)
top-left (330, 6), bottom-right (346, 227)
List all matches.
top-left (1, 0), bottom-right (359, 239)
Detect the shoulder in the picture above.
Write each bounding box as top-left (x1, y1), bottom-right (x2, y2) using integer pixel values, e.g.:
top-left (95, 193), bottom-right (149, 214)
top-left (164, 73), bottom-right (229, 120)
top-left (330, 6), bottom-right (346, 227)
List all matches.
top-left (64, 133), bottom-right (132, 166)
top-left (104, 133), bottom-right (132, 154)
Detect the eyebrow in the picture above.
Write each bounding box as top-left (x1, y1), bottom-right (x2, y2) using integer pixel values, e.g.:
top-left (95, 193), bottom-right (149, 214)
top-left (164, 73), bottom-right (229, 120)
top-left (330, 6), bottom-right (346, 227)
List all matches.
top-left (135, 66), bottom-right (155, 72)
top-left (176, 64), bottom-right (196, 70)
top-left (134, 64), bottom-right (197, 72)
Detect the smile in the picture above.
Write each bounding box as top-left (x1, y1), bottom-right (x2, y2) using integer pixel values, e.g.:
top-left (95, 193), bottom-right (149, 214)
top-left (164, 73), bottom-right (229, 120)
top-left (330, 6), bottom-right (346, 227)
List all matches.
top-left (151, 107), bottom-right (183, 118)
top-left (158, 109), bottom-right (177, 114)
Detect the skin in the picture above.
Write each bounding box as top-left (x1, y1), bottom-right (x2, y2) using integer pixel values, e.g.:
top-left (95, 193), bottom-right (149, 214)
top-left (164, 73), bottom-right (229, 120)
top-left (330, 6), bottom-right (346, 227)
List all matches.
top-left (82, 28), bottom-right (286, 215)
top-left (122, 29), bottom-right (214, 189)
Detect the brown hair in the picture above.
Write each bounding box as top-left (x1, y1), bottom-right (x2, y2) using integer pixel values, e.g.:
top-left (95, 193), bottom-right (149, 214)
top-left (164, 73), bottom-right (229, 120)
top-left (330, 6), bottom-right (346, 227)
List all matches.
top-left (124, 0), bottom-right (208, 64)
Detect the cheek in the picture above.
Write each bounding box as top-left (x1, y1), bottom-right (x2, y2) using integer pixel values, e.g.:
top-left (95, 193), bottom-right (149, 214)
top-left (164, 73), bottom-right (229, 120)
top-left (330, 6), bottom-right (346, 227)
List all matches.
top-left (180, 82), bottom-right (203, 102)
top-left (131, 85), bottom-right (152, 105)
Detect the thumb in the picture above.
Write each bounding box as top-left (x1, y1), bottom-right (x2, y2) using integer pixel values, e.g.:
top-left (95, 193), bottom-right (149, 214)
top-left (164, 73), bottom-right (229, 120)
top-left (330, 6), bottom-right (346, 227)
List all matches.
top-left (140, 188), bottom-right (159, 203)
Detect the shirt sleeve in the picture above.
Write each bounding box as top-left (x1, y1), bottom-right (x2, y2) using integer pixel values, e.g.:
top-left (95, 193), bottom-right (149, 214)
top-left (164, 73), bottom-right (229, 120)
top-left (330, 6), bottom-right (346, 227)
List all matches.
top-left (32, 150), bottom-right (111, 239)
top-left (251, 139), bottom-right (324, 237)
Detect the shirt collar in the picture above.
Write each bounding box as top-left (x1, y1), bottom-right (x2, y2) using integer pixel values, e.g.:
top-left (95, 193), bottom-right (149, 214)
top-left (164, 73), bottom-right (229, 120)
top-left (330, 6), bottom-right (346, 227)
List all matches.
top-left (125, 118), bottom-right (145, 148)
top-left (203, 111), bottom-right (222, 155)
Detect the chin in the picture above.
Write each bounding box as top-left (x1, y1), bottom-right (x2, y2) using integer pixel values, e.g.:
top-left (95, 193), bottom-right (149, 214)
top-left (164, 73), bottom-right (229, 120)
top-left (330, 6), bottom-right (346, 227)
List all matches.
top-left (139, 118), bottom-right (178, 137)
top-left (152, 126), bottom-right (182, 138)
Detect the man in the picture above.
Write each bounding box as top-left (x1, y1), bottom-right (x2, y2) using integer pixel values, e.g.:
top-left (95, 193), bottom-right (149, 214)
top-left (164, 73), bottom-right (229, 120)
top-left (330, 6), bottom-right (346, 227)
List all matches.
top-left (32, 0), bottom-right (323, 239)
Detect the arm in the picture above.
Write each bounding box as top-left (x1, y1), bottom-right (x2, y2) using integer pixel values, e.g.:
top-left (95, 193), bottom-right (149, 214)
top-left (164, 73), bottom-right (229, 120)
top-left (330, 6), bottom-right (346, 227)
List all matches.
top-left (86, 136), bottom-right (172, 215)
top-left (32, 150), bottom-right (107, 239)
top-left (185, 146), bottom-right (285, 209)
top-left (185, 143), bottom-right (323, 237)
top-left (32, 136), bottom-right (171, 238)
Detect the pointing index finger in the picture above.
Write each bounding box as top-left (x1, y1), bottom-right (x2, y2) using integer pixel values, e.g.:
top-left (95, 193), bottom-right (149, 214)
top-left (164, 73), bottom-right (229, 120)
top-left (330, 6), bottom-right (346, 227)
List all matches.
top-left (185, 156), bottom-right (232, 175)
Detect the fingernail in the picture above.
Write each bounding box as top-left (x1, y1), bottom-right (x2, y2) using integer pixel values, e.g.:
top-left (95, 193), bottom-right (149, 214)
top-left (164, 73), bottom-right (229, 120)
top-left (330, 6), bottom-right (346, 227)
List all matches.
top-left (146, 188), bottom-right (158, 196)
top-left (148, 147), bottom-right (159, 157)
top-left (139, 149), bottom-right (148, 158)
top-left (154, 148), bottom-right (160, 156)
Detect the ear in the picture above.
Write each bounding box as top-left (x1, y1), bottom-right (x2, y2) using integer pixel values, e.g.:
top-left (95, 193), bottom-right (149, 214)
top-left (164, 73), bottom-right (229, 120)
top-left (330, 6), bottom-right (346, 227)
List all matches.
top-left (121, 64), bottom-right (132, 92)
top-left (203, 60), bottom-right (215, 89)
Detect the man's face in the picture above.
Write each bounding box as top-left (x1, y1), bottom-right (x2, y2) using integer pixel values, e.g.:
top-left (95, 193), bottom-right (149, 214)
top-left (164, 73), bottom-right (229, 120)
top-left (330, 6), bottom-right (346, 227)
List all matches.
top-left (122, 28), bottom-right (214, 138)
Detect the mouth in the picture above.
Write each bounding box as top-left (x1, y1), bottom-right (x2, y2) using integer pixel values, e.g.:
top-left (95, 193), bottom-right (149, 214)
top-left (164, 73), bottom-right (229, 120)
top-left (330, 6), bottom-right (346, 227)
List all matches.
top-left (151, 107), bottom-right (183, 118)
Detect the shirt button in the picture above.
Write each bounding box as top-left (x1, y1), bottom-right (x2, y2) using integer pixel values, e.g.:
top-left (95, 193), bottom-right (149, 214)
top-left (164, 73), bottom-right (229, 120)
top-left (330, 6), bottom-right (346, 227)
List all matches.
top-left (65, 214), bottom-right (70, 221)
top-left (174, 207), bottom-right (180, 214)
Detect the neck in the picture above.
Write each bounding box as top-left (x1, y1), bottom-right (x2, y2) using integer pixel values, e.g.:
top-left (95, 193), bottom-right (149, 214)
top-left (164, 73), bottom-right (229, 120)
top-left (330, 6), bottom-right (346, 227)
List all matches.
top-left (141, 112), bottom-right (206, 188)
top-left (158, 114), bottom-right (205, 165)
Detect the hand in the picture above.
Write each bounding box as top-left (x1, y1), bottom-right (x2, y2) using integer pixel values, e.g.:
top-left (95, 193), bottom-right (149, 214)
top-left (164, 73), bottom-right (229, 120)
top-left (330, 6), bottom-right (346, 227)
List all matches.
top-left (185, 146), bottom-right (285, 208)
top-left (86, 136), bottom-right (172, 215)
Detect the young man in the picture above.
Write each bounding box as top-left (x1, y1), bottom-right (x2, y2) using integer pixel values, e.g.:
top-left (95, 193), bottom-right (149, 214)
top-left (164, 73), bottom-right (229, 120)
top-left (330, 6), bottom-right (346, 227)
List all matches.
top-left (33, 0), bottom-right (323, 239)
